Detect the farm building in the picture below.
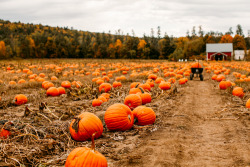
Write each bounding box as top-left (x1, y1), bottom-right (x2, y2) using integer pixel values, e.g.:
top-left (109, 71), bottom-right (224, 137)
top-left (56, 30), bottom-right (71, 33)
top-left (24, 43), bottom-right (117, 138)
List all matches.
top-left (206, 43), bottom-right (233, 61)
top-left (234, 50), bottom-right (248, 60)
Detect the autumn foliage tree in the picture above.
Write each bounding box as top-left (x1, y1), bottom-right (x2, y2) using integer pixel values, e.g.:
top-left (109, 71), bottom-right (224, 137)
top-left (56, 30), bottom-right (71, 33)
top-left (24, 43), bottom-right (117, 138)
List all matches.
top-left (0, 41), bottom-right (6, 59)
top-left (114, 39), bottom-right (123, 58)
top-left (220, 34), bottom-right (233, 43)
top-left (137, 39), bottom-right (147, 58)
top-left (233, 34), bottom-right (246, 50)
top-left (0, 19), bottom-right (249, 60)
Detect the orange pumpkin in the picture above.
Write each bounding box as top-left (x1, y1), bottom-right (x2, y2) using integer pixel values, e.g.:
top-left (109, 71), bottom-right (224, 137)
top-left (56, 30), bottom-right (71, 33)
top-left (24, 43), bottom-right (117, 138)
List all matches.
top-left (216, 74), bottom-right (226, 82)
top-left (39, 73), bottom-right (46, 78)
top-left (225, 80), bottom-right (232, 88)
top-left (100, 93), bottom-right (110, 101)
top-left (9, 81), bottom-right (17, 85)
top-left (159, 81), bottom-right (171, 90)
top-left (92, 99), bottom-right (103, 107)
top-left (14, 94), bottom-right (28, 105)
top-left (65, 133), bottom-right (107, 167)
top-left (146, 80), bottom-right (154, 87)
top-left (98, 96), bottom-right (107, 103)
top-left (92, 77), bottom-right (100, 82)
top-left (61, 81), bottom-right (71, 89)
top-left (43, 82), bottom-right (54, 90)
top-left (211, 75), bottom-right (217, 80)
top-left (179, 78), bottom-right (186, 85)
top-left (96, 79), bottom-right (104, 85)
top-left (58, 87), bottom-right (66, 95)
top-left (108, 73), bottom-right (113, 78)
top-left (112, 81), bottom-right (122, 88)
top-left (42, 81), bottom-right (49, 88)
top-left (168, 78), bottom-right (176, 84)
top-left (132, 106), bottom-right (156, 126)
top-left (46, 87), bottom-right (60, 96)
top-left (219, 81), bottom-right (228, 90)
top-left (139, 83), bottom-right (151, 91)
top-left (129, 84), bottom-right (141, 94)
top-left (51, 76), bottom-right (58, 81)
top-left (102, 76), bottom-right (110, 82)
top-left (122, 71), bottom-right (127, 75)
top-left (119, 75), bottom-right (126, 81)
top-left (148, 74), bottom-right (157, 80)
top-left (155, 77), bottom-right (164, 84)
top-left (23, 69), bottom-right (29, 73)
top-left (0, 128), bottom-right (11, 139)
top-left (191, 62), bottom-right (202, 68)
top-left (104, 103), bottom-right (134, 131)
top-left (124, 94), bottom-right (142, 109)
top-left (69, 112), bottom-right (103, 142)
top-left (99, 83), bottom-right (112, 93)
top-left (36, 77), bottom-right (45, 82)
top-left (232, 87), bottom-right (244, 98)
top-left (137, 88), bottom-right (151, 105)
top-left (130, 82), bottom-right (141, 88)
top-left (28, 74), bottom-right (36, 79)
top-left (18, 79), bottom-right (26, 84)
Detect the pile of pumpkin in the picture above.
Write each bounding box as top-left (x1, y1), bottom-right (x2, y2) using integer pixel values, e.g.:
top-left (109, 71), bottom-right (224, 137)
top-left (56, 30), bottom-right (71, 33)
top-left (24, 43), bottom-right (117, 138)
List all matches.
top-left (66, 104), bottom-right (156, 166)
top-left (66, 79), bottom-right (160, 166)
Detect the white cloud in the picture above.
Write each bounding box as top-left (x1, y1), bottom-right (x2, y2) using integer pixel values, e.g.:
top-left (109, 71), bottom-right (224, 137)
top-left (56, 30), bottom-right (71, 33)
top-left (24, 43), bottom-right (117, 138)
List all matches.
top-left (0, 0), bottom-right (249, 37)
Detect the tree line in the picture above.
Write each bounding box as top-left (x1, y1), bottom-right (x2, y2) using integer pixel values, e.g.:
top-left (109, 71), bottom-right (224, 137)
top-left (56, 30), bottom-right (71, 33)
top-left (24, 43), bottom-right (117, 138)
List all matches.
top-left (0, 19), bottom-right (249, 60)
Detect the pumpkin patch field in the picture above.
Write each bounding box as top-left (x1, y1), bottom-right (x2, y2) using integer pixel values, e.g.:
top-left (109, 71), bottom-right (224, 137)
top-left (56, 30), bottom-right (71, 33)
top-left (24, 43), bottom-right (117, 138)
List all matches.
top-left (0, 59), bottom-right (249, 167)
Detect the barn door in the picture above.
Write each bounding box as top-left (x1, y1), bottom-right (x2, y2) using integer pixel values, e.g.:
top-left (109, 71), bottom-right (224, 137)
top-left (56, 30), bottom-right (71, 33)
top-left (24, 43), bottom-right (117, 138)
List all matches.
top-left (215, 54), bottom-right (223, 61)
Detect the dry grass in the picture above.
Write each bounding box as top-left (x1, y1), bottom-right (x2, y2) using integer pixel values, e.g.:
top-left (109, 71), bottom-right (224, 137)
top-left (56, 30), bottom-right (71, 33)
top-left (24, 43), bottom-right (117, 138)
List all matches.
top-left (0, 59), bottom-right (249, 166)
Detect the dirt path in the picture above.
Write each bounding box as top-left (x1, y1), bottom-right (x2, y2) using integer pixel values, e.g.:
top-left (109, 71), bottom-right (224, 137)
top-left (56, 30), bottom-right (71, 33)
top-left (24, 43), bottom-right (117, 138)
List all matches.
top-left (115, 78), bottom-right (250, 167)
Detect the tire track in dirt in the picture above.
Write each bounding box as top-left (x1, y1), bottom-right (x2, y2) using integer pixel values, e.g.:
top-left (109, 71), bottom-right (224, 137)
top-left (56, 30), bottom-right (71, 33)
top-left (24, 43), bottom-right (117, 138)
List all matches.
top-left (116, 78), bottom-right (250, 167)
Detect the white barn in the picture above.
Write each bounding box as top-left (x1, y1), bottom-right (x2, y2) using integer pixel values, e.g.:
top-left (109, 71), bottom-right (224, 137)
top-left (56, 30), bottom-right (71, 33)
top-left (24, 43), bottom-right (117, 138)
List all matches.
top-left (234, 50), bottom-right (247, 60)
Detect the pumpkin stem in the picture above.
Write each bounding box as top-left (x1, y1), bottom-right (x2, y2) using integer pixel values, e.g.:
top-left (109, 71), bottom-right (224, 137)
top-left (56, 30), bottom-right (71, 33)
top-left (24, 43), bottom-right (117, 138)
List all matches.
top-left (72, 117), bottom-right (81, 133)
top-left (91, 132), bottom-right (98, 152)
top-left (128, 114), bottom-right (131, 122)
top-left (133, 117), bottom-right (138, 124)
top-left (139, 87), bottom-right (144, 94)
top-left (135, 83), bottom-right (140, 88)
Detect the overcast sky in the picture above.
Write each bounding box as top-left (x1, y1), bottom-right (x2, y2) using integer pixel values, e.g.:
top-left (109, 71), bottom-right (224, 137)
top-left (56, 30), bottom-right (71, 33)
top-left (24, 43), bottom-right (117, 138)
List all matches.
top-left (0, 0), bottom-right (249, 37)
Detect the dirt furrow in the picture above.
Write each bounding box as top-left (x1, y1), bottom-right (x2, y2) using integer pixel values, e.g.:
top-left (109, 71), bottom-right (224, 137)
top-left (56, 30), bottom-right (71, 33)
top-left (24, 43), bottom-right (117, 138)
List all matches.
top-left (115, 78), bottom-right (250, 167)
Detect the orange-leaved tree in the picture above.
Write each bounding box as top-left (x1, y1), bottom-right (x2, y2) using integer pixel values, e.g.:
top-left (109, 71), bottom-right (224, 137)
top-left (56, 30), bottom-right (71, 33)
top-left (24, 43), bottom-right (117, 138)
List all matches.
top-left (115, 39), bottom-right (123, 56)
top-left (137, 39), bottom-right (147, 58)
top-left (233, 34), bottom-right (246, 50)
top-left (0, 41), bottom-right (6, 59)
top-left (220, 34), bottom-right (233, 43)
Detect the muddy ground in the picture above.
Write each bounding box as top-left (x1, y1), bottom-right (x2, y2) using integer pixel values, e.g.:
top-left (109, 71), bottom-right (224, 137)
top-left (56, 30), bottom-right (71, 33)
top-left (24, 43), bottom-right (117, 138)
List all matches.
top-left (0, 68), bottom-right (249, 167)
